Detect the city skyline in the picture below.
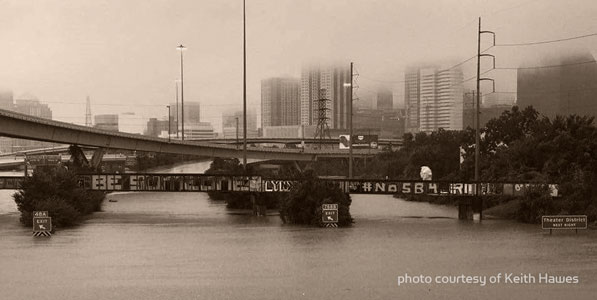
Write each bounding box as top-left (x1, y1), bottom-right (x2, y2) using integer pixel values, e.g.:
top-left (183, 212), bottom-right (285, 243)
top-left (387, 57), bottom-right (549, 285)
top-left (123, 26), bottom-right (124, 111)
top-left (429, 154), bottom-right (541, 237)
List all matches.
top-left (2, 0), bottom-right (597, 133)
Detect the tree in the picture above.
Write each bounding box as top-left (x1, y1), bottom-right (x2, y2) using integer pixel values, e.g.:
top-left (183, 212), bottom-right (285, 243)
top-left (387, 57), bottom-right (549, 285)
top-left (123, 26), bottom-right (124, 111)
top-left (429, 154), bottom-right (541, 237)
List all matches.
top-left (279, 170), bottom-right (353, 227)
top-left (13, 167), bottom-right (105, 228)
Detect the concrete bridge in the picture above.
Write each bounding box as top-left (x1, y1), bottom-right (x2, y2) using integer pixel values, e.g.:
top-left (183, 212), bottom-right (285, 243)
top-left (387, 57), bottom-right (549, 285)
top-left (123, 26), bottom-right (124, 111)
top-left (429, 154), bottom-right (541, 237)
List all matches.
top-left (0, 109), bottom-right (378, 161)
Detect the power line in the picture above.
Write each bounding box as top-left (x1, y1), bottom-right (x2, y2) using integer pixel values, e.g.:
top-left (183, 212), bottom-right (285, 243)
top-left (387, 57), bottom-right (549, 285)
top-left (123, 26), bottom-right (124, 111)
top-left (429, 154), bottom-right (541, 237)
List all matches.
top-left (494, 60), bottom-right (597, 70)
top-left (359, 49), bottom-right (493, 85)
top-left (496, 32), bottom-right (597, 47)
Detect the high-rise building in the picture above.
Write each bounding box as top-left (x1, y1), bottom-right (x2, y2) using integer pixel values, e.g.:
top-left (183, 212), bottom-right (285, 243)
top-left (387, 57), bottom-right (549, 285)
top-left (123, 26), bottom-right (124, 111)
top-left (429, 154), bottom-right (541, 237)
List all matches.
top-left (483, 93), bottom-right (515, 108)
top-left (462, 90), bottom-right (476, 129)
top-left (145, 118), bottom-right (170, 137)
top-left (376, 88), bottom-right (393, 110)
top-left (300, 64), bottom-right (351, 129)
top-left (14, 97), bottom-right (52, 119)
top-left (185, 122), bottom-right (216, 140)
top-left (261, 77), bottom-right (300, 128)
top-left (94, 114), bottom-right (119, 131)
top-left (404, 68), bottom-right (421, 133)
top-left (0, 90), bottom-right (13, 110)
top-left (222, 110), bottom-right (258, 138)
top-left (405, 65), bottom-right (464, 133)
top-left (169, 101), bottom-right (201, 132)
top-left (0, 94), bottom-right (56, 153)
top-left (517, 51), bottom-right (597, 119)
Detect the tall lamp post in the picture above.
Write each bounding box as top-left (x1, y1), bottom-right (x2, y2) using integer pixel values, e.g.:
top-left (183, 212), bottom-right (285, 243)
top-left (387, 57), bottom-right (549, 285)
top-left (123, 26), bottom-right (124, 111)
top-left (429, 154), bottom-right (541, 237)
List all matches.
top-left (175, 80), bottom-right (179, 138)
top-left (176, 44), bottom-right (187, 140)
top-left (166, 105), bottom-right (171, 142)
top-left (343, 62), bottom-right (354, 179)
top-left (242, 0), bottom-right (247, 172)
top-left (235, 116), bottom-right (239, 150)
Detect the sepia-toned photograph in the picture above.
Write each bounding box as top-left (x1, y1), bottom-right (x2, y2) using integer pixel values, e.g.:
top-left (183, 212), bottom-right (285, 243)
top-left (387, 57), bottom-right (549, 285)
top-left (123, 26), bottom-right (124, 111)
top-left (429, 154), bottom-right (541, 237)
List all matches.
top-left (1, 0), bottom-right (596, 299)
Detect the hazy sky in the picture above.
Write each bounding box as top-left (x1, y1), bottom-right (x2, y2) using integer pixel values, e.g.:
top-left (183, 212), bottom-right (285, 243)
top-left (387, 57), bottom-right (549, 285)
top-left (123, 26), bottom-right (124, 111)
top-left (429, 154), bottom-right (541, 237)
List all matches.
top-left (1, 0), bottom-right (596, 133)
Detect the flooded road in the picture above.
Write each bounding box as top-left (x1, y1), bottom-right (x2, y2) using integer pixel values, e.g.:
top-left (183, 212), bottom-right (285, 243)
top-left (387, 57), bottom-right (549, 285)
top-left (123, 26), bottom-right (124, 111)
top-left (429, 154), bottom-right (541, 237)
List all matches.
top-left (1, 162), bottom-right (596, 299)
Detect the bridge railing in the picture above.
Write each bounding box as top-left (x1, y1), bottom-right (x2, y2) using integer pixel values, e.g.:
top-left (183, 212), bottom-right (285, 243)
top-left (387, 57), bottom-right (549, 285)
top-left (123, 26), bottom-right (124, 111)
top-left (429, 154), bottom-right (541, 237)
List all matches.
top-left (72, 173), bottom-right (560, 197)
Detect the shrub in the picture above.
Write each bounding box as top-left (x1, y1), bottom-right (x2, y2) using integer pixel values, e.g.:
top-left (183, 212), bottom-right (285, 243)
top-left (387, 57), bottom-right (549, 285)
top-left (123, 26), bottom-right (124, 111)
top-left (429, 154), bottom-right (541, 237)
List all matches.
top-left (13, 167), bottom-right (105, 229)
top-left (517, 185), bottom-right (554, 223)
top-left (279, 171), bottom-right (353, 227)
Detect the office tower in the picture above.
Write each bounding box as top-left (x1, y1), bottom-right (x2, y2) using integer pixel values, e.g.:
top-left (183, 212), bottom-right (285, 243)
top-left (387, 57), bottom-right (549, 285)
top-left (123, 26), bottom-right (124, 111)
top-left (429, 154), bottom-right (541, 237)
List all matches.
top-left (94, 114), bottom-right (119, 131)
top-left (483, 93), bottom-right (515, 108)
top-left (405, 65), bottom-right (464, 133)
top-left (13, 95), bottom-right (52, 119)
top-left (404, 68), bottom-right (421, 133)
top-left (261, 77), bottom-right (300, 128)
top-left (0, 89), bottom-right (13, 110)
top-left (145, 118), bottom-right (170, 137)
top-left (300, 63), bottom-right (351, 129)
top-left (376, 88), bottom-right (393, 110)
top-left (517, 51), bottom-right (597, 119)
top-left (222, 110), bottom-right (258, 138)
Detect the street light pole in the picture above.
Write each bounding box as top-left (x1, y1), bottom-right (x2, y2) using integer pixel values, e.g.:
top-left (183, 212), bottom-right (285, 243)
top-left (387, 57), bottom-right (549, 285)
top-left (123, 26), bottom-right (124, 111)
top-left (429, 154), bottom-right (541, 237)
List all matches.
top-left (167, 105), bottom-right (171, 142)
top-left (242, 0), bottom-right (247, 172)
top-left (175, 80), bottom-right (179, 139)
top-left (349, 62), bottom-right (354, 179)
top-left (235, 116), bottom-right (239, 150)
top-left (177, 44), bottom-right (186, 141)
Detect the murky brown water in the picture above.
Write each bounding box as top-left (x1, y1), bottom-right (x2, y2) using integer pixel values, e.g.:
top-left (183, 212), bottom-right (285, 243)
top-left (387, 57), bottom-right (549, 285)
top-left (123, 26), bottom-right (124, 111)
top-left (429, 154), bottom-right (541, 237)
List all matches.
top-left (1, 162), bottom-right (596, 299)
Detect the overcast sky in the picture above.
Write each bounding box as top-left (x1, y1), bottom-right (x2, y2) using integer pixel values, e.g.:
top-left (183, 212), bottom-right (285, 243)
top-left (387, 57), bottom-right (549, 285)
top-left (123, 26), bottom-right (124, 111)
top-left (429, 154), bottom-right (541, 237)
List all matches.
top-left (1, 0), bottom-right (596, 133)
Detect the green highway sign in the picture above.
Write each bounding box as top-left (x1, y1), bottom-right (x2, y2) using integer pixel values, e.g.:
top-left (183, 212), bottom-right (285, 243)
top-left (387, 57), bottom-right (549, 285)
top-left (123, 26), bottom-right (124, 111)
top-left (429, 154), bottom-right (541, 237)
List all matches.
top-left (33, 217), bottom-right (52, 232)
top-left (33, 211), bottom-right (48, 217)
top-left (542, 215), bottom-right (587, 230)
top-left (322, 204), bottom-right (338, 223)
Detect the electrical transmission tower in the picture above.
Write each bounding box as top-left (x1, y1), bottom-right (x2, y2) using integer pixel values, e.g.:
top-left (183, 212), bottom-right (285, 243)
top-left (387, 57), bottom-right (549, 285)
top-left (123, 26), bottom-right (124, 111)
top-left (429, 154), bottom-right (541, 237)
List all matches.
top-left (85, 96), bottom-right (92, 127)
top-left (313, 88), bottom-right (331, 149)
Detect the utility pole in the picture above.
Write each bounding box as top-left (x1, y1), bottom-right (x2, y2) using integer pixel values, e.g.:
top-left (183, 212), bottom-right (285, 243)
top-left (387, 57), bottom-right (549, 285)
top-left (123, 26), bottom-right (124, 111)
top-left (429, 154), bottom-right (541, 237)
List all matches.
top-left (475, 17), bottom-right (496, 186)
top-left (348, 62), bottom-right (354, 179)
top-left (177, 44), bottom-right (186, 140)
top-left (475, 17), bottom-right (495, 221)
top-left (242, 0), bottom-right (247, 172)
top-left (85, 96), bottom-right (92, 127)
top-left (167, 105), bottom-right (171, 142)
top-left (175, 81), bottom-right (179, 138)
top-left (235, 116), bottom-right (239, 150)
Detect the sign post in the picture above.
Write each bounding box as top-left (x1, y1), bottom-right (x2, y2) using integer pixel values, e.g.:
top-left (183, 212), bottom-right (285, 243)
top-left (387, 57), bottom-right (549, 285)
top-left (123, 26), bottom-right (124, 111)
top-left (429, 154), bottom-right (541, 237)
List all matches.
top-left (542, 215), bottom-right (587, 235)
top-left (322, 204), bottom-right (339, 228)
top-left (32, 211), bottom-right (52, 237)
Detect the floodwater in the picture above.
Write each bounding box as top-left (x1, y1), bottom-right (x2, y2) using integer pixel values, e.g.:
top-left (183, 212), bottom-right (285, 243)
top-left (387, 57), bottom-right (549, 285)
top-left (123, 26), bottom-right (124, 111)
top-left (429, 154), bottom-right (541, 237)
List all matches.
top-left (1, 162), bottom-right (597, 299)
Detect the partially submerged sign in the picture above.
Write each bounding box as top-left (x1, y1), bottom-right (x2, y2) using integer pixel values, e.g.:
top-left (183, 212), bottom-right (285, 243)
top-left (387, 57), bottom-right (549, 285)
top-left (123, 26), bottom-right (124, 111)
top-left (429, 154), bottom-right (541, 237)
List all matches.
top-left (322, 203), bottom-right (339, 225)
top-left (542, 215), bottom-right (587, 230)
top-left (33, 211), bottom-right (52, 237)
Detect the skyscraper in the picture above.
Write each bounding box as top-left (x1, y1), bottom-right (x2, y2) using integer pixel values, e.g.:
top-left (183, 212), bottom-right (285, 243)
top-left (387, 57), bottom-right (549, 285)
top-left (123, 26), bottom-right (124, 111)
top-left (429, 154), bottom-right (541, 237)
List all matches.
top-left (404, 68), bottom-right (421, 133)
top-left (169, 101), bottom-right (201, 132)
top-left (376, 88), bottom-right (393, 110)
top-left (405, 65), bottom-right (464, 133)
top-left (517, 51), bottom-right (597, 119)
top-left (300, 63), bottom-right (351, 129)
top-left (94, 114), bottom-right (119, 131)
top-left (222, 110), bottom-right (258, 138)
top-left (0, 90), bottom-right (13, 110)
top-left (261, 77), bottom-right (300, 128)
top-left (13, 96), bottom-right (52, 119)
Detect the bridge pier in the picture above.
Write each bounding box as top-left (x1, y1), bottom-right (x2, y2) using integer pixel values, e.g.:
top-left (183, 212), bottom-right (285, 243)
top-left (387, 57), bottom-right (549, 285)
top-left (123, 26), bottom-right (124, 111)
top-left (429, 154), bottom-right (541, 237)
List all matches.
top-left (251, 194), bottom-right (267, 216)
top-left (458, 197), bottom-right (483, 221)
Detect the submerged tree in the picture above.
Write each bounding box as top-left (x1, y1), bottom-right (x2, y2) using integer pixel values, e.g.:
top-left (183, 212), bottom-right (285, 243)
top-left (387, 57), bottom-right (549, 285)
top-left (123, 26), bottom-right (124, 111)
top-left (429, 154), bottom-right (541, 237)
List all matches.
top-left (279, 170), bottom-right (353, 227)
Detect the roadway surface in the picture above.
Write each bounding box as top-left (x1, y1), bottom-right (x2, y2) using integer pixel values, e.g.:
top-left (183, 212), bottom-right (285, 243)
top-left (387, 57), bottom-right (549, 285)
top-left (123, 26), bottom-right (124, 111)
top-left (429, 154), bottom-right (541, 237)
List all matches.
top-left (0, 109), bottom-right (378, 161)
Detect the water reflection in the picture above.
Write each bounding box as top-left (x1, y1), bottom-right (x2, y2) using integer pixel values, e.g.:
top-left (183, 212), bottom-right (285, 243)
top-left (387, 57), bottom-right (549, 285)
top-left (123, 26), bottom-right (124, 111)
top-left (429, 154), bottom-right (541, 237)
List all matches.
top-left (0, 161), bottom-right (596, 299)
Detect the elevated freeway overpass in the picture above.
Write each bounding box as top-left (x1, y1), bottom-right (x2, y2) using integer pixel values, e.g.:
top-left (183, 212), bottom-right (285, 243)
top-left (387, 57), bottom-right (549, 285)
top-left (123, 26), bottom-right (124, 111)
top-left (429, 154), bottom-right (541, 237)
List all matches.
top-left (0, 109), bottom-right (378, 162)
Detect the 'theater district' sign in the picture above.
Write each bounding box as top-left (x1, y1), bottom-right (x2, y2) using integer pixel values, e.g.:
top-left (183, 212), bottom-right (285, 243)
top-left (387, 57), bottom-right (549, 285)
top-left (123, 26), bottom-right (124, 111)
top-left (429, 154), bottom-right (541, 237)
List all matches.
top-left (542, 215), bottom-right (587, 230)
